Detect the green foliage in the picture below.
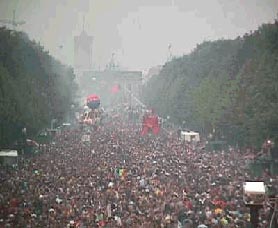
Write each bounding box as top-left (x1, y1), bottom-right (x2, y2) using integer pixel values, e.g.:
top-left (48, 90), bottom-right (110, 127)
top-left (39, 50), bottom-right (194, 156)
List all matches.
top-left (143, 21), bottom-right (278, 148)
top-left (0, 27), bottom-right (77, 147)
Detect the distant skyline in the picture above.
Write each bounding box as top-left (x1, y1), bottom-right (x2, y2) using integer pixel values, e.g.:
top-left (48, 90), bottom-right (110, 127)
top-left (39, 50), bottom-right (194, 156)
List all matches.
top-left (0, 0), bottom-right (277, 71)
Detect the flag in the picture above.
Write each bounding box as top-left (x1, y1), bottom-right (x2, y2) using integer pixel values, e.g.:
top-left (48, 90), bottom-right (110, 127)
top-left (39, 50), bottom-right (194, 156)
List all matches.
top-left (111, 84), bottom-right (120, 94)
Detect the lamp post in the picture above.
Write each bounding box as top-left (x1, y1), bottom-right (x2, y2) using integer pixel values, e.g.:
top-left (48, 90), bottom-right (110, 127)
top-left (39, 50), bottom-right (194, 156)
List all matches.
top-left (182, 120), bottom-right (186, 130)
top-left (51, 119), bottom-right (57, 130)
top-left (249, 205), bottom-right (263, 228)
top-left (243, 181), bottom-right (265, 228)
top-left (21, 127), bottom-right (27, 154)
top-left (166, 116), bottom-right (170, 128)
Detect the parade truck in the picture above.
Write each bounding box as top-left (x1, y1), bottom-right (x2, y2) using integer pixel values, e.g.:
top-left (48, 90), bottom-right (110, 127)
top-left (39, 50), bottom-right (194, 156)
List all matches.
top-left (80, 94), bottom-right (103, 129)
top-left (180, 130), bottom-right (200, 142)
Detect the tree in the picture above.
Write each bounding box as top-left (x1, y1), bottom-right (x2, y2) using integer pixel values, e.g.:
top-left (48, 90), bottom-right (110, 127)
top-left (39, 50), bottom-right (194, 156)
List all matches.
top-left (0, 27), bottom-right (77, 147)
top-left (142, 21), bottom-right (278, 149)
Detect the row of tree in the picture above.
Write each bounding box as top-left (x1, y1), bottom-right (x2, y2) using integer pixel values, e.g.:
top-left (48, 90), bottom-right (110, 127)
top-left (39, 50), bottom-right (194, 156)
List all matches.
top-left (142, 21), bottom-right (278, 148)
top-left (0, 27), bottom-right (77, 147)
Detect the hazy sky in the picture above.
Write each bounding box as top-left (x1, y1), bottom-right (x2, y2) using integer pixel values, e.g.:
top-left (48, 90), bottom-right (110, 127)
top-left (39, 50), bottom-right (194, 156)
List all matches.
top-left (0, 0), bottom-right (277, 71)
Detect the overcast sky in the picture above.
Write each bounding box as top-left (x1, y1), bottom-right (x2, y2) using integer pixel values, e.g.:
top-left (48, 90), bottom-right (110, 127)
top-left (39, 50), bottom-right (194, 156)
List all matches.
top-left (0, 0), bottom-right (278, 71)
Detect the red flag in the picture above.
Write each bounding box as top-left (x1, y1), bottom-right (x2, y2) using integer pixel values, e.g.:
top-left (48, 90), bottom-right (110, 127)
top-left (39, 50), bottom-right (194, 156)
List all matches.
top-left (111, 84), bottom-right (120, 94)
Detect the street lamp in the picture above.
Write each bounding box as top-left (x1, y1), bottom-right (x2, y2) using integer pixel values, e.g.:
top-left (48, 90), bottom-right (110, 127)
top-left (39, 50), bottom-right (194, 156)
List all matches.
top-left (182, 120), bottom-right (186, 129)
top-left (243, 182), bottom-right (266, 228)
top-left (166, 116), bottom-right (170, 128)
top-left (51, 119), bottom-right (57, 130)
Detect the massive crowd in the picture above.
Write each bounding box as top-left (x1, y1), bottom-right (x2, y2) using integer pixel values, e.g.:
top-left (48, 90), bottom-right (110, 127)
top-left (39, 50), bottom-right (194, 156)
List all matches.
top-left (0, 114), bottom-right (277, 227)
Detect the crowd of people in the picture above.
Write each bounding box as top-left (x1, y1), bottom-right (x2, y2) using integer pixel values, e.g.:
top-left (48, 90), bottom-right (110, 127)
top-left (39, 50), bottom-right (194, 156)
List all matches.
top-left (0, 113), bottom-right (277, 227)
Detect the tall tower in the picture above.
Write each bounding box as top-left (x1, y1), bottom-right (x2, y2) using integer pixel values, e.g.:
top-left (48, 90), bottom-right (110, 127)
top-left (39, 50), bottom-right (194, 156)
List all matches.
top-left (74, 17), bottom-right (93, 71)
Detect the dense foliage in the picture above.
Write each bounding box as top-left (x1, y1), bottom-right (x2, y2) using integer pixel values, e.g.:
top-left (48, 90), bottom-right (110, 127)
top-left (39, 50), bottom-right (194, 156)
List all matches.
top-left (0, 27), bottom-right (77, 147)
top-left (143, 21), bottom-right (278, 148)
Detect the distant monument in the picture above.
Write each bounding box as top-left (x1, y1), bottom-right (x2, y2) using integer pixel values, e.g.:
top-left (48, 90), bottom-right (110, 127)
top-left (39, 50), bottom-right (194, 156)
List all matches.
top-left (74, 17), bottom-right (93, 71)
top-left (81, 70), bottom-right (143, 108)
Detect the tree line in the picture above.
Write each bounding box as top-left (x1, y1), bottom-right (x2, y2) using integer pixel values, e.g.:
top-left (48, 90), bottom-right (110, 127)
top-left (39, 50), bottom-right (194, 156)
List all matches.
top-left (0, 27), bottom-right (77, 147)
top-left (142, 21), bottom-right (278, 148)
